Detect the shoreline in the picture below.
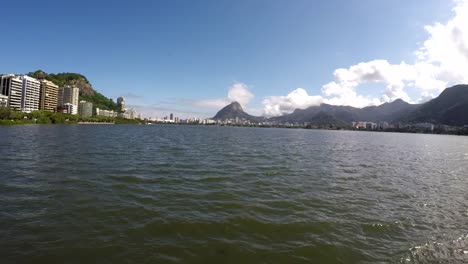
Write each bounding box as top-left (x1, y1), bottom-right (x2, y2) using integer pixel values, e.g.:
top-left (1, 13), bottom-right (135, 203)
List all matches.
top-left (77, 122), bottom-right (115, 125)
top-left (2, 121), bottom-right (467, 137)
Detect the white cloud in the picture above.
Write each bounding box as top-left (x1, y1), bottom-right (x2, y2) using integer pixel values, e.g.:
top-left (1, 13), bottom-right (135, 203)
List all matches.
top-left (321, 60), bottom-right (447, 106)
top-left (192, 82), bottom-right (254, 109)
top-left (245, 107), bottom-right (264, 117)
top-left (227, 83), bottom-right (254, 107)
top-left (322, 80), bottom-right (383, 107)
top-left (262, 88), bottom-right (323, 117)
top-left (416, 0), bottom-right (468, 83)
top-left (319, 0), bottom-right (468, 108)
top-left (418, 91), bottom-right (436, 103)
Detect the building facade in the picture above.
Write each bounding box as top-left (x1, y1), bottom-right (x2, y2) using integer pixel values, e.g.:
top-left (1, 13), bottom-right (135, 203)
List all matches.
top-left (20, 76), bottom-right (41, 113)
top-left (39, 80), bottom-right (59, 112)
top-left (57, 103), bottom-right (76, 114)
top-left (96, 108), bottom-right (117, 117)
top-left (79, 100), bottom-right (93, 117)
top-left (119, 108), bottom-right (138, 119)
top-left (0, 74), bottom-right (24, 110)
top-left (0, 94), bottom-right (7, 107)
top-left (117, 96), bottom-right (126, 112)
top-left (58, 86), bottom-right (79, 114)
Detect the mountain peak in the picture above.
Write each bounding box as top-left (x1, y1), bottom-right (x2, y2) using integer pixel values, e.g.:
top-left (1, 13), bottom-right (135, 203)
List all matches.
top-left (439, 84), bottom-right (468, 96)
top-left (212, 101), bottom-right (260, 122)
top-left (227, 101), bottom-right (243, 112)
top-left (380, 98), bottom-right (409, 106)
top-left (391, 98), bottom-right (406, 104)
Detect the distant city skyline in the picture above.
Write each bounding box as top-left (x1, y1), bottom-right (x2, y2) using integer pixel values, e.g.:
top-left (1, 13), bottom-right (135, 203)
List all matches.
top-left (1, 0), bottom-right (467, 118)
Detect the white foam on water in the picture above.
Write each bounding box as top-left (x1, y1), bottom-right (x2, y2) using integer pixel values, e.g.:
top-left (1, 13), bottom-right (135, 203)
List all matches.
top-left (402, 233), bottom-right (468, 263)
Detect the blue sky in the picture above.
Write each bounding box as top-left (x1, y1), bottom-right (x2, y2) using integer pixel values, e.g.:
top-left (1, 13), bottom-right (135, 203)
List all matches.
top-left (2, 0), bottom-right (466, 118)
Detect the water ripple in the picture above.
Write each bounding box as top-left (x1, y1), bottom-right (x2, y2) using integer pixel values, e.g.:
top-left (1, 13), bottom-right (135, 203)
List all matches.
top-left (1, 125), bottom-right (468, 263)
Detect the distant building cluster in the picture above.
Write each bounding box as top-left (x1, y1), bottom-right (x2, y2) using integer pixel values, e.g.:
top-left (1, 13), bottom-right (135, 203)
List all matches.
top-left (210, 117), bottom-right (262, 126)
top-left (351, 121), bottom-right (437, 132)
top-left (147, 113), bottom-right (202, 124)
top-left (348, 121), bottom-right (467, 134)
top-left (352, 121), bottom-right (390, 130)
top-left (113, 96), bottom-right (141, 119)
top-left (1, 74), bottom-right (140, 120)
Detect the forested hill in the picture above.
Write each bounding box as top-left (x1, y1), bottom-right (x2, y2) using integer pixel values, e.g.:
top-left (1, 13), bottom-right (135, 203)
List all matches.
top-left (28, 70), bottom-right (118, 111)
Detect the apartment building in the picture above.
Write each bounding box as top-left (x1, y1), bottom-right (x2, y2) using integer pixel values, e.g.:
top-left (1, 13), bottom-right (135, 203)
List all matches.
top-left (39, 80), bottom-right (59, 112)
top-left (58, 86), bottom-right (79, 115)
top-left (0, 74), bottom-right (24, 110)
top-left (20, 75), bottom-right (41, 113)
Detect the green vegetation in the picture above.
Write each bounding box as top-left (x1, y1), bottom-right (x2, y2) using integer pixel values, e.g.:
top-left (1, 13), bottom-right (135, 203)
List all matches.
top-left (29, 70), bottom-right (89, 87)
top-left (114, 118), bottom-right (143, 124)
top-left (0, 107), bottom-right (144, 125)
top-left (80, 92), bottom-right (119, 112)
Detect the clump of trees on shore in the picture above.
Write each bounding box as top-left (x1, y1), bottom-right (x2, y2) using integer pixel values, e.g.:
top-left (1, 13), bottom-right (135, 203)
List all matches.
top-left (0, 107), bottom-right (143, 125)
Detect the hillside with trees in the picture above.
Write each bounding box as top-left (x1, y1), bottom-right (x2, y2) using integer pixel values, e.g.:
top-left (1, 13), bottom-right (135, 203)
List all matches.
top-left (28, 70), bottom-right (118, 111)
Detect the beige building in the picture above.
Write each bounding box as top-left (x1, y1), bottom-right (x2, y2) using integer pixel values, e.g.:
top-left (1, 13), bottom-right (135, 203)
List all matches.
top-left (39, 80), bottom-right (59, 112)
top-left (58, 86), bottom-right (79, 115)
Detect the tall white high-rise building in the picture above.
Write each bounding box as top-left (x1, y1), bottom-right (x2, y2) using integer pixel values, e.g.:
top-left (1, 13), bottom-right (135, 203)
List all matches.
top-left (58, 86), bottom-right (80, 115)
top-left (0, 74), bottom-right (24, 111)
top-left (20, 75), bottom-right (41, 113)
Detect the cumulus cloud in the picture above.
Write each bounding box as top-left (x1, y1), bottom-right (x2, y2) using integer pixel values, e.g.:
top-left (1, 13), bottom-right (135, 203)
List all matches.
top-left (319, 0), bottom-right (468, 108)
top-left (416, 0), bottom-right (468, 81)
top-left (418, 91), bottom-right (436, 103)
top-left (227, 83), bottom-right (254, 107)
top-left (321, 60), bottom-right (447, 106)
top-left (192, 82), bottom-right (254, 109)
top-left (262, 88), bottom-right (323, 117)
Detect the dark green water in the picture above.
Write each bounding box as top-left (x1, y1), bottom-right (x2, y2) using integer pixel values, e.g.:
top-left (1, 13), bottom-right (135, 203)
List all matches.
top-left (1, 125), bottom-right (468, 264)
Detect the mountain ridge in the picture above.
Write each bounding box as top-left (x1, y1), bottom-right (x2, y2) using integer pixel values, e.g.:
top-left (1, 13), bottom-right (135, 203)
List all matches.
top-left (399, 84), bottom-right (468, 126)
top-left (213, 84), bottom-right (468, 127)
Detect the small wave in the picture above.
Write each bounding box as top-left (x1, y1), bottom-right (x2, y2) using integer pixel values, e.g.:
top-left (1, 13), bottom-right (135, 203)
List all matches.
top-left (109, 175), bottom-right (146, 184)
top-left (194, 176), bottom-right (230, 183)
top-left (400, 234), bottom-right (468, 264)
top-left (342, 168), bottom-right (359, 174)
top-left (361, 221), bottom-right (405, 240)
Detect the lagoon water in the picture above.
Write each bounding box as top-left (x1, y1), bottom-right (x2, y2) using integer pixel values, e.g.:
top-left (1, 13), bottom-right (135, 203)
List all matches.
top-left (1, 125), bottom-right (468, 263)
